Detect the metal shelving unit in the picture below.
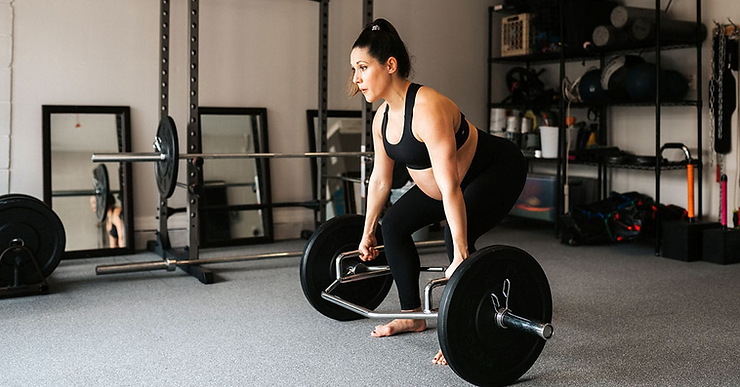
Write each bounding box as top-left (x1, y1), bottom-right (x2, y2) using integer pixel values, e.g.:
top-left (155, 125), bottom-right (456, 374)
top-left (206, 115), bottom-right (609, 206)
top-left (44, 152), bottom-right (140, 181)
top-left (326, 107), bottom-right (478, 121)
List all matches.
top-left (487, 0), bottom-right (704, 253)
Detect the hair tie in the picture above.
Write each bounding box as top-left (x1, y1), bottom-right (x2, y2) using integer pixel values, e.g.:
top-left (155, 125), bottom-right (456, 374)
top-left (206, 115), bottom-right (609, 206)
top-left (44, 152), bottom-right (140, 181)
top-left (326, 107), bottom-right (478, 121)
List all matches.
top-left (371, 25), bottom-right (380, 31)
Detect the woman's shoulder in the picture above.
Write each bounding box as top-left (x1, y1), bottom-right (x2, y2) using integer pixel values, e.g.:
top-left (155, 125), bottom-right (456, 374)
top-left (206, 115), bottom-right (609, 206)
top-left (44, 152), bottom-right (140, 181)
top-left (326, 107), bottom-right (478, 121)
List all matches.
top-left (414, 85), bottom-right (457, 117)
top-left (371, 102), bottom-right (389, 133)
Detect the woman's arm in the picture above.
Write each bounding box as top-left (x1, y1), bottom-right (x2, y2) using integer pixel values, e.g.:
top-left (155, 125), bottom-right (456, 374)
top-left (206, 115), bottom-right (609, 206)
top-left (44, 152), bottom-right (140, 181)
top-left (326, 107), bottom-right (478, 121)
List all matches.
top-left (414, 94), bottom-right (469, 266)
top-left (358, 105), bottom-right (395, 261)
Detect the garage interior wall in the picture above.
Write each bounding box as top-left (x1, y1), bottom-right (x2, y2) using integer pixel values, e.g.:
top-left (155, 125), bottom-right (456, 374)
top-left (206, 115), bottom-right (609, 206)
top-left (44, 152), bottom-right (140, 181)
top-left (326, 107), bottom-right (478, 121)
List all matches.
top-left (3, 0), bottom-right (740, 247)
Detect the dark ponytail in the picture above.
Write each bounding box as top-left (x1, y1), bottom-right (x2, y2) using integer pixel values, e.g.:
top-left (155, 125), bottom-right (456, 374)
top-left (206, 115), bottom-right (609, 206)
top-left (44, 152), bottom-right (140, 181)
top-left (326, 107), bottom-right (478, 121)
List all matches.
top-left (348, 18), bottom-right (413, 96)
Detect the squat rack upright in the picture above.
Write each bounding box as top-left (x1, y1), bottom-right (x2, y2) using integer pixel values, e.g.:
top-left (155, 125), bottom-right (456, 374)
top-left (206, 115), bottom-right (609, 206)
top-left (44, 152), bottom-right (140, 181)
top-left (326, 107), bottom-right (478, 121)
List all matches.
top-left (144, 0), bottom-right (375, 284)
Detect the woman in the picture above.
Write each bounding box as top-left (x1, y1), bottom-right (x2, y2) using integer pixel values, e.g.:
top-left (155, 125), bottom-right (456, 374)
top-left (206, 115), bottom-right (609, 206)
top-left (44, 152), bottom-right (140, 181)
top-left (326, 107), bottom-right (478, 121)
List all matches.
top-left (105, 194), bottom-right (125, 248)
top-left (350, 19), bottom-right (527, 365)
top-left (90, 193), bottom-right (125, 248)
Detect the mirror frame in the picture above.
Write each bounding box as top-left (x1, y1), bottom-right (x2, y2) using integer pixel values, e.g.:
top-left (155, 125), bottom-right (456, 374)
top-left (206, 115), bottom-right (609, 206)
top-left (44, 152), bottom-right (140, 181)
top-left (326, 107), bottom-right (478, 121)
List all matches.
top-left (42, 105), bottom-right (134, 259)
top-left (198, 106), bottom-right (273, 247)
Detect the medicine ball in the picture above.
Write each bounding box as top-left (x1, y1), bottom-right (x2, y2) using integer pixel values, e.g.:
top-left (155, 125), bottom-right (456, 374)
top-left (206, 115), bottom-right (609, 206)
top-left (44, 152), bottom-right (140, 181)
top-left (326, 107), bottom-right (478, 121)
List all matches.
top-left (661, 70), bottom-right (689, 101)
top-left (625, 62), bottom-right (657, 101)
top-left (578, 69), bottom-right (608, 104)
top-left (601, 55), bottom-right (644, 101)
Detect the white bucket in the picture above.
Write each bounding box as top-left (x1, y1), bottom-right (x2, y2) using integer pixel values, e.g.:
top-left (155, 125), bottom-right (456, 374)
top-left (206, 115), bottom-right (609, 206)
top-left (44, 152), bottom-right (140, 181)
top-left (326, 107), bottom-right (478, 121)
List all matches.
top-left (539, 126), bottom-right (559, 158)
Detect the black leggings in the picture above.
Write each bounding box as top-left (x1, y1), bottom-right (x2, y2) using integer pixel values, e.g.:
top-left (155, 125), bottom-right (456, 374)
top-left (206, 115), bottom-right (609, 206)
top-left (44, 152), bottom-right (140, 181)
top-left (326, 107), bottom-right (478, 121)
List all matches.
top-left (381, 130), bottom-right (527, 310)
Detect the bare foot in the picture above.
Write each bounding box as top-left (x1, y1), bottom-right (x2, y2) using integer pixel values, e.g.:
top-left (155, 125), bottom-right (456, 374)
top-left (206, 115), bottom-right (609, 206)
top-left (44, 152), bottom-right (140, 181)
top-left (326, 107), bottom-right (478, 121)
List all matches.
top-left (371, 318), bottom-right (426, 337)
top-left (432, 349), bottom-right (447, 365)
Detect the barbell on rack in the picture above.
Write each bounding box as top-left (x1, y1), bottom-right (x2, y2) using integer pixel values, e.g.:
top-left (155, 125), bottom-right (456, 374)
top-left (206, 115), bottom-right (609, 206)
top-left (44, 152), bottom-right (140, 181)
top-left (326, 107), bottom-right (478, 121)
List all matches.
top-left (91, 116), bottom-right (373, 198)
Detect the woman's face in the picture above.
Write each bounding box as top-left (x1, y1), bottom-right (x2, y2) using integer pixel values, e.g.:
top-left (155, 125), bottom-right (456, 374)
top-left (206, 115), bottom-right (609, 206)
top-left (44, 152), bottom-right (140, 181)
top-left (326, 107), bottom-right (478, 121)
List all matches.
top-left (350, 47), bottom-right (390, 103)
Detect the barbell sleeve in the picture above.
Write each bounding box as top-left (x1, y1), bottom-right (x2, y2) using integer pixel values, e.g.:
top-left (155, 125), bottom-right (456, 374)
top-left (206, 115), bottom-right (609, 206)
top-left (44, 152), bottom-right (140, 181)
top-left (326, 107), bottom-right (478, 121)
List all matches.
top-left (498, 310), bottom-right (554, 340)
top-left (92, 152), bottom-right (165, 162)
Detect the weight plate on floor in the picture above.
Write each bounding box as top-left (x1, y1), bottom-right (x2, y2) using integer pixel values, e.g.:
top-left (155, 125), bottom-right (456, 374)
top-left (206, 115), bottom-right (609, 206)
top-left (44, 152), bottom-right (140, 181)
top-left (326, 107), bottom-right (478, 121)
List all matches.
top-left (155, 116), bottom-right (179, 198)
top-left (0, 194), bottom-right (66, 286)
top-left (93, 164), bottom-right (109, 222)
top-left (300, 214), bottom-right (393, 321)
top-left (438, 245), bottom-right (552, 387)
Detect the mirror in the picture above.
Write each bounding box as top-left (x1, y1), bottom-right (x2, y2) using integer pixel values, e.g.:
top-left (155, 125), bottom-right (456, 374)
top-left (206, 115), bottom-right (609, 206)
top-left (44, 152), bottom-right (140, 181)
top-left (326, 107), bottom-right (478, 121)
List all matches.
top-left (307, 109), bottom-right (411, 224)
top-left (198, 107), bottom-right (273, 247)
top-left (307, 110), bottom-right (373, 222)
top-left (42, 105), bottom-right (134, 258)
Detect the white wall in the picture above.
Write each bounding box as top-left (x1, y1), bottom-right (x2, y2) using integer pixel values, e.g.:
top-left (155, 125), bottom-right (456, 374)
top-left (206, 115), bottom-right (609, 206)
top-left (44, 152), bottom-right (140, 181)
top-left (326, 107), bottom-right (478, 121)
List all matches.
top-left (0, 0), bottom-right (12, 192)
top-left (6, 0), bottom-right (740, 246)
top-left (7, 0), bottom-right (493, 246)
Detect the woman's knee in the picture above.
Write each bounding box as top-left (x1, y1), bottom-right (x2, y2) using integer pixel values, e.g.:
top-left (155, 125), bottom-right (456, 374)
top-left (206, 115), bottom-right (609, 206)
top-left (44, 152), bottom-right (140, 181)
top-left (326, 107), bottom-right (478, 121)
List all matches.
top-left (381, 207), bottom-right (413, 244)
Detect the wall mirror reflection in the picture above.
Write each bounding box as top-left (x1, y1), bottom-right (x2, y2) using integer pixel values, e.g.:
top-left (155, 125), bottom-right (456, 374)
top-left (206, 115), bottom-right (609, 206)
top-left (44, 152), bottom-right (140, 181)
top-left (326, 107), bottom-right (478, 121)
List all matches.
top-left (42, 105), bottom-right (134, 258)
top-left (307, 109), bottom-right (410, 224)
top-left (199, 107), bottom-right (273, 247)
top-left (306, 110), bottom-right (369, 222)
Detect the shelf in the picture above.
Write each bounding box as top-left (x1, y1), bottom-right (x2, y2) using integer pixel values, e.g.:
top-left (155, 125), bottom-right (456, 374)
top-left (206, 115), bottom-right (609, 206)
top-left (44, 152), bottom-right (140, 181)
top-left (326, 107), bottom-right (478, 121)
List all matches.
top-left (491, 100), bottom-right (700, 110)
top-left (491, 41), bottom-right (702, 66)
top-left (603, 162), bottom-right (691, 171)
top-left (525, 155), bottom-right (693, 171)
top-left (487, 1), bottom-right (704, 252)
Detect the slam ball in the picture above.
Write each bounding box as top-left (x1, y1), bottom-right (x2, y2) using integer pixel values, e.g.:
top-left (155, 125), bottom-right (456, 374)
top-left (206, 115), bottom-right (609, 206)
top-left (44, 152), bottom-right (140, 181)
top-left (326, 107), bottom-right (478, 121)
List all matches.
top-left (625, 62), bottom-right (657, 101)
top-left (661, 70), bottom-right (689, 101)
top-left (578, 69), bottom-right (607, 103)
top-left (601, 55), bottom-right (645, 101)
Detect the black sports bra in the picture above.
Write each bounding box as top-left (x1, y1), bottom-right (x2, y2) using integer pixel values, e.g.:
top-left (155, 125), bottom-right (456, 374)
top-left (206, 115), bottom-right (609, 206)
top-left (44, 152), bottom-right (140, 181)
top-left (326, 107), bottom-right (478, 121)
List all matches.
top-left (382, 83), bottom-right (469, 170)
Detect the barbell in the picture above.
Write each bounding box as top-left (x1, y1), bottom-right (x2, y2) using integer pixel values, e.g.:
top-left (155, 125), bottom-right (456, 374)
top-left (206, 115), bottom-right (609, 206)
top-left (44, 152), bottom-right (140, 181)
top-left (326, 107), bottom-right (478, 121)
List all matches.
top-left (91, 116), bottom-right (373, 198)
top-left (300, 214), bottom-right (554, 387)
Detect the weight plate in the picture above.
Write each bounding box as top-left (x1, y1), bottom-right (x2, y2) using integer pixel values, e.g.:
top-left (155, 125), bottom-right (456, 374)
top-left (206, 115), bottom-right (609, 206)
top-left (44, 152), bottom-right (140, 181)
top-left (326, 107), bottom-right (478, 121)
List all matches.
top-left (92, 164), bottom-right (109, 222)
top-left (438, 245), bottom-right (552, 387)
top-left (0, 194), bottom-right (66, 286)
top-left (300, 214), bottom-right (393, 321)
top-left (155, 116), bottom-right (179, 198)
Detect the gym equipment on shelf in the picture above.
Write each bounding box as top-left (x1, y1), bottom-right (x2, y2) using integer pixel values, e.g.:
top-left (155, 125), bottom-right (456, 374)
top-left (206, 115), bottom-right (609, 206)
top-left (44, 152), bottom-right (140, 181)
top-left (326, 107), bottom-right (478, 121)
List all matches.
top-left (300, 214), bottom-right (553, 386)
top-left (625, 62), bottom-right (658, 101)
top-left (578, 68), bottom-right (608, 104)
top-left (0, 194), bottom-right (66, 298)
top-left (601, 55), bottom-right (645, 101)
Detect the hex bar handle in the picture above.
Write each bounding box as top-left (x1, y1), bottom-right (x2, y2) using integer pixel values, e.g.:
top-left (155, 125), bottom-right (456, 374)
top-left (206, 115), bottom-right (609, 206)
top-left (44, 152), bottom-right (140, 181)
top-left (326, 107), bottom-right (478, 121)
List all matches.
top-left (334, 240), bottom-right (445, 279)
top-left (321, 291), bottom-right (439, 319)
